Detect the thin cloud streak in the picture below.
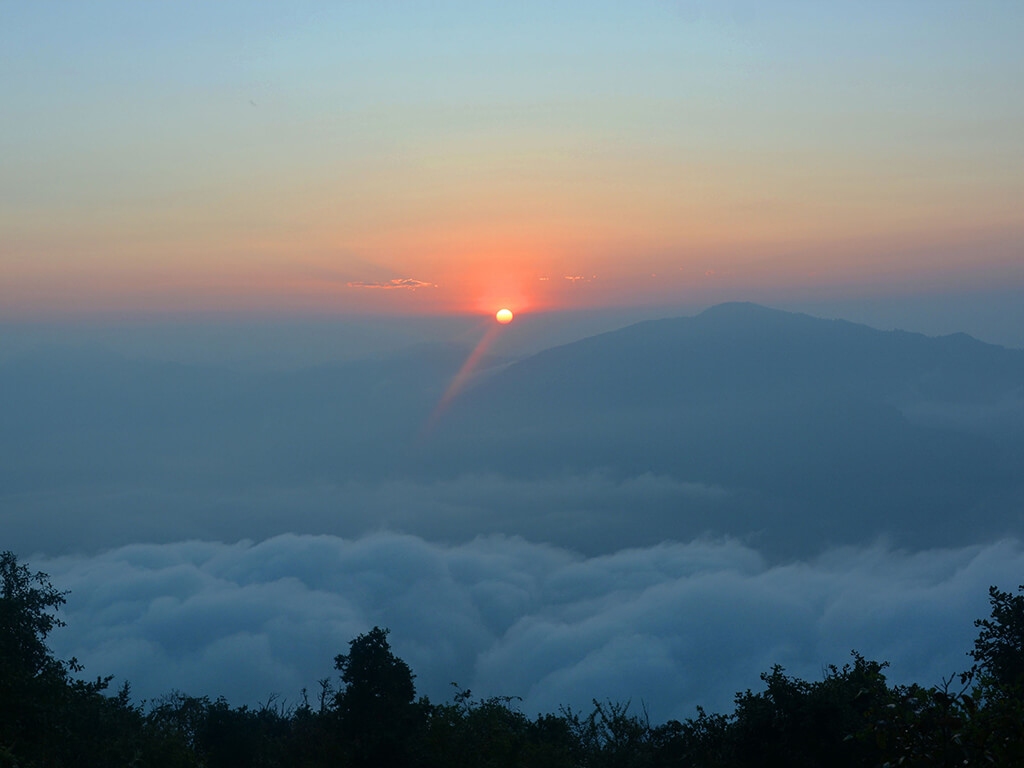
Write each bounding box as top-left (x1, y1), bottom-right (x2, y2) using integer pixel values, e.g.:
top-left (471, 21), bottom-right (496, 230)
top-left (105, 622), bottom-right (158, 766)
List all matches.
top-left (346, 278), bottom-right (437, 290)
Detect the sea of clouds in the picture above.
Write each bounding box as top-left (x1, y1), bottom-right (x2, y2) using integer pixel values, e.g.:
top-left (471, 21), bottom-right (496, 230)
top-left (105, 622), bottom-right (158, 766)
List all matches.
top-left (38, 532), bottom-right (1024, 723)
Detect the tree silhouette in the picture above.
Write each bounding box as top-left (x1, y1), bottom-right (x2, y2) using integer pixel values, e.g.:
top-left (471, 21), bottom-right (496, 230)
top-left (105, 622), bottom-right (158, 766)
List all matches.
top-left (972, 584), bottom-right (1024, 695)
top-left (1, 549), bottom-right (72, 682)
top-left (0, 551), bottom-right (149, 767)
top-left (334, 626), bottom-right (425, 767)
top-left (1, 550), bottom-right (76, 761)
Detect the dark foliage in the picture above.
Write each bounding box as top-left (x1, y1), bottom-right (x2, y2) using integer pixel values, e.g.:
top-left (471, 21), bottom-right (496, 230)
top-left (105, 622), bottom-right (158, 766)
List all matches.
top-left (972, 584), bottom-right (1024, 695)
top-left (0, 551), bottom-right (161, 767)
top-left (3, 549), bottom-right (1024, 767)
top-left (723, 655), bottom-right (891, 767)
top-left (332, 625), bottom-right (428, 767)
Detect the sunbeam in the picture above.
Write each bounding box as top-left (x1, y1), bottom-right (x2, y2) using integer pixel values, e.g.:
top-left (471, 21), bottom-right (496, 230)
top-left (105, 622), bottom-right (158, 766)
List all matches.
top-left (418, 322), bottom-right (505, 441)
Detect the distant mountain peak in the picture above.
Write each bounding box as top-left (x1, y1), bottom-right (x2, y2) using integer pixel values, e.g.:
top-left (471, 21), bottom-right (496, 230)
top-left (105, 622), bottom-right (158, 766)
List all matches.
top-left (695, 302), bottom-right (811, 324)
top-left (697, 301), bottom-right (777, 316)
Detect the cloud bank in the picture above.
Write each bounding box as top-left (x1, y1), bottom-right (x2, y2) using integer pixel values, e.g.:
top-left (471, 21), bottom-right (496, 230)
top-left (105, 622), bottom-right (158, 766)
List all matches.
top-left (39, 533), bottom-right (1024, 722)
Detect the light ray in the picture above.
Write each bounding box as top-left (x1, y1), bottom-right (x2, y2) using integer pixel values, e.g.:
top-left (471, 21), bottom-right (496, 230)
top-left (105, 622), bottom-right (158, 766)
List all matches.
top-left (418, 321), bottom-right (504, 441)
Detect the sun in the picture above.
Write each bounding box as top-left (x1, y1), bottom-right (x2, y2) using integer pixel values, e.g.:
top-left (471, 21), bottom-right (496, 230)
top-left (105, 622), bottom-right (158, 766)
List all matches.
top-left (495, 308), bottom-right (514, 324)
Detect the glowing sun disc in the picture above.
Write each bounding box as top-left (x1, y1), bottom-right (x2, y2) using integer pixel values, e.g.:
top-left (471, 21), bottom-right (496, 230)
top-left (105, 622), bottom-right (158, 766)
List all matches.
top-left (495, 308), bottom-right (514, 324)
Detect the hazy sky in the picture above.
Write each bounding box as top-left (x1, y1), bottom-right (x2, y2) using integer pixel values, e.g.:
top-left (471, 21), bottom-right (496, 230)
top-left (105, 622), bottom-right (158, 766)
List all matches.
top-left (3, 1), bottom-right (1022, 318)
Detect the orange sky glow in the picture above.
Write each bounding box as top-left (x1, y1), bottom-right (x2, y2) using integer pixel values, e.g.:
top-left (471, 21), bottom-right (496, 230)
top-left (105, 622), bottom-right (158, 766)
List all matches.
top-left (2, 3), bottom-right (1022, 321)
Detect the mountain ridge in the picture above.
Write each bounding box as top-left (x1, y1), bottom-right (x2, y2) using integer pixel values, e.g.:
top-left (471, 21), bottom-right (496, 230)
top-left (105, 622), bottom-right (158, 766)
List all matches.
top-left (449, 302), bottom-right (1024, 415)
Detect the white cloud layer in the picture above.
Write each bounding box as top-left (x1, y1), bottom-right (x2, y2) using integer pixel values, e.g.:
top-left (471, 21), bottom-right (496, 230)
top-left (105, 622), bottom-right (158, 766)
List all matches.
top-left (38, 533), bottom-right (1024, 722)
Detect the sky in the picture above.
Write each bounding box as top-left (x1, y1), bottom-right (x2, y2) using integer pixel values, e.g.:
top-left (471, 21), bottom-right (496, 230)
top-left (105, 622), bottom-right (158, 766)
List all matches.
top-left (2, 1), bottom-right (1023, 322)
top-left (4, 0), bottom-right (1024, 722)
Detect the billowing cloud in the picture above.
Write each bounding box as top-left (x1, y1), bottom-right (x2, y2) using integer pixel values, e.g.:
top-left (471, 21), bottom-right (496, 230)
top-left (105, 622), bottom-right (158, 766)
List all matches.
top-left (39, 534), bottom-right (1024, 722)
top-left (346, 278), bottom-right (436, 290)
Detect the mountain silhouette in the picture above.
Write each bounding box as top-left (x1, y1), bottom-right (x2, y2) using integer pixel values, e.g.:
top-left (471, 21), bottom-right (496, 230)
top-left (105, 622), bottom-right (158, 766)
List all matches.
top-left (450, 302), bottom-right (1024, 412)
top-left (429, 303), bottom-right (1024, 553)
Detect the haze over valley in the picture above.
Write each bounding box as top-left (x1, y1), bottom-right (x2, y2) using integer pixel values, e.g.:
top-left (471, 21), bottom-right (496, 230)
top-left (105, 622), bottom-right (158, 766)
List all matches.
top-left (5, 304), bottom-right (1024, 718)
